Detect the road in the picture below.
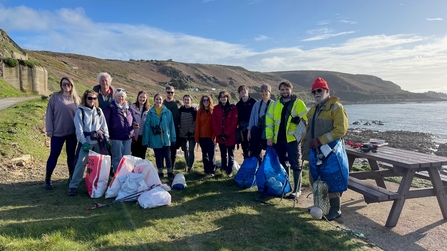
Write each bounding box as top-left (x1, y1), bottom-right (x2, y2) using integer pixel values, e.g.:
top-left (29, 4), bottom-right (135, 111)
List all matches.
top-left (0, 97), bottom-right (40, 110)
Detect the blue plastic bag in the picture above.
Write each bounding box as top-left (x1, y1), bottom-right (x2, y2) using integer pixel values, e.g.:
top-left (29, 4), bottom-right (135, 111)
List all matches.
top-left (309, 139), bottom-right (349, 193)
top-left (234, 157), bottom-right (259, 188)
top-left (256, 146), bottom-right (292, 197)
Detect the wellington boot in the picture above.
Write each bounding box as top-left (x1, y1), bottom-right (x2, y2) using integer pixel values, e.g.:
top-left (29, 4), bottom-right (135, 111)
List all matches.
top-left (324, 197), bottom-right (341, 221)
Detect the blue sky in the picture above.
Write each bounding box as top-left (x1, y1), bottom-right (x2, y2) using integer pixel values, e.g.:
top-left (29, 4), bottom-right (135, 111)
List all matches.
top-left (0, 0), bottom-right (446, 93)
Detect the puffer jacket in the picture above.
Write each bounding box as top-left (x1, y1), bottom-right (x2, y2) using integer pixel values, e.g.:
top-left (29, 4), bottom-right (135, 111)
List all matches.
top-left (212, 102), bottom-right (238, 146)
top-left (129, 103), bottom-right (149, 136)
top-left (302, 96), bottom-right (349, 161)
top-left (73, 105), bottom-right (109, 144)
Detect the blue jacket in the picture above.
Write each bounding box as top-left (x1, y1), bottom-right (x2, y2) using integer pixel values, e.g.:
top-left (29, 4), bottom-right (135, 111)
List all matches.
top-left (142, 105), bottom-right (176, 149)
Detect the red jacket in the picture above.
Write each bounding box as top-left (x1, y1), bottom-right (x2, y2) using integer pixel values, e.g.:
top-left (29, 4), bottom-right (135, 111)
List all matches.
top-left (212, 103), bottom-right (238, 146)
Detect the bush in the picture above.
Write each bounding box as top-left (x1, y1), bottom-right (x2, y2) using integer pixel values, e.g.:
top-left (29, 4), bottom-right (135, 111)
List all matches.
top-left (20, 60), bottom-right (41, 68)
top-left (3, 58), bottom-right (19, 67)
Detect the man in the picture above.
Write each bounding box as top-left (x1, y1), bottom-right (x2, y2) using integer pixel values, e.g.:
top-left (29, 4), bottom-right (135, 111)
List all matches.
top-left (265, 80), bottom-right (308, 199)
top-left (302, 77), bottom-right (349, 221)
top-left (163, 86), bottom-right (182, 175)
top-left (93, 72), bottom-right (115, 111)
top-left (236, 85), bottom-right (257, 159)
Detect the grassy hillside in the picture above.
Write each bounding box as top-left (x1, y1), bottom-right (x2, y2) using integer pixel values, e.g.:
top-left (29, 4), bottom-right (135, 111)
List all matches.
top-left (0, 78), bottom-right (27, 98)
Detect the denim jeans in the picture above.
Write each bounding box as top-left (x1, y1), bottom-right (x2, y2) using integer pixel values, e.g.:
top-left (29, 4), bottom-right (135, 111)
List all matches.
top-left (154, 146), bottom-right (172, 173)
top-left (218, 144), bottom-right (235, 174)
top-left (111, 138), bottom-right (132, 172)
top-left (69, 143), bottom-right (99, 189)
top-left (46, 134), bottom-right (77, 179)
top-left (199, 138), bottom-right (216, 174)
top-left (181, 138), bottom-right (196, 169)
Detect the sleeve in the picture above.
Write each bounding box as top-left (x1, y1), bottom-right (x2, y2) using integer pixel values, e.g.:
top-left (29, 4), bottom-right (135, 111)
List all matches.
top-left (248, 102), bottom-right (259, 130)
top-left (194, 111), bottom-right (200, 142)
top-left (224, 106), bottom-right (238, 136)
top-left (98, 109), bottom-right (110, 140)
top-left (45, 95), bottom-right (55, 135)
top-left (321, 103), bottom-right (349, 145)
top-left (142, 114), bottom-right (151, 146)
top-left (295, 99), bottom-right (308, 120)
top-left (169, 112), bottom-right (177, 143)
top-left (73, 108), bottom-right (87, 144)
top-left (126, 109), bottom-right (134, 137)
top-left (265, 101), bottom-right (275, 140)
top-left (211, 106), bottom-right (220, 135)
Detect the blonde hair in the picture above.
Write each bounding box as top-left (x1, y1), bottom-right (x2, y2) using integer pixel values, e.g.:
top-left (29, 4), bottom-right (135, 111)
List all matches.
top-left (58, 77), bottom-right (80, 105)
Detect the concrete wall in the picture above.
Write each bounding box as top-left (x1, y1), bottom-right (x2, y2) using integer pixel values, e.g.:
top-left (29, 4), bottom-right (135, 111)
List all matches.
top-left (1, 62), bottom-right (48, 95)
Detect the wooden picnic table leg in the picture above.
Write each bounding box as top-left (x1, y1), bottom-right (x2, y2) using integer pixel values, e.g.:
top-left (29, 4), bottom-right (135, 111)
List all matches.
top-left (385, 168), bottom-right (415, 227)
top-left (368, 159), bottom-right (387, 189)
top-left (427, 167), bottom-right (447, 219)
top-left (348, 154), bottom-right (356, 171)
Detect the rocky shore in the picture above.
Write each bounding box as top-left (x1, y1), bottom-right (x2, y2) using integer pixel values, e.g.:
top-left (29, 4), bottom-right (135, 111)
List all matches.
top-left (344, 128), bottom-right (447, 157)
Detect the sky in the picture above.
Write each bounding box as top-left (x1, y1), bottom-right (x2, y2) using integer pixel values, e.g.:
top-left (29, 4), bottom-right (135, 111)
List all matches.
top-left (0, 0), bottom-right (446, 93)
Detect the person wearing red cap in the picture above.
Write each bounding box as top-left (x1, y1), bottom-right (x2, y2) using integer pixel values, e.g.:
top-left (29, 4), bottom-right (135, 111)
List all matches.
top-left (303, 77), bottom-right (349, 221)
top-left (265, 80), bottom-right (308, 199)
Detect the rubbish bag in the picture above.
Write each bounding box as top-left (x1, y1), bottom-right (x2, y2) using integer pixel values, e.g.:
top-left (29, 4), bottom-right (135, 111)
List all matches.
top-left (234, 156), bottom-right (259, 188)
top-left (256, 146), bottom-right (291, 197)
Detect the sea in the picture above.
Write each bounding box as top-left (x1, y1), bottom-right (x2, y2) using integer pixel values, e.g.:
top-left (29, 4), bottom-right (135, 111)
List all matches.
top-left (344, 101), bottom-right (447, 144)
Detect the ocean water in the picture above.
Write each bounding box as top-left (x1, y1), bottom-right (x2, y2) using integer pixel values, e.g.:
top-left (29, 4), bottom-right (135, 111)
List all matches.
top-left (344, 102), bottom-right (447, 143)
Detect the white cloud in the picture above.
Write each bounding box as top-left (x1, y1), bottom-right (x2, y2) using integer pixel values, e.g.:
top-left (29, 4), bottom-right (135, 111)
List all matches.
top-left (254, 35), bottom-right (270, 41)
top-left (316, 20), bottom-right (331, 25)
top-left (426, 18), bottom-right (443, 21)
top-left (338, 19), bottom-right (357, 24)
top-left (1, 5), bottom-right (446, 92)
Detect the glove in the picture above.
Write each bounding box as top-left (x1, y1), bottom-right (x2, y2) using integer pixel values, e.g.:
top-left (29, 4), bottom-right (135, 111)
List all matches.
top-left (309, 138), bottom-right (322, 149)
top-left (185, 132), bottom-right (193, 138)
top-left (172, 142), bottom-right (176, 147)
top-left (82, 142), bottom-right (91, 152)
top-left (106, 141), bottom-right (112, 149)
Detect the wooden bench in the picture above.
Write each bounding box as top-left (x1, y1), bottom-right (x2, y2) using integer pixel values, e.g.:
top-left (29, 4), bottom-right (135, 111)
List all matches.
top-left (415, 171), bottom-right (447, 185)
top-left (348, 176), bottom-right (399, 204)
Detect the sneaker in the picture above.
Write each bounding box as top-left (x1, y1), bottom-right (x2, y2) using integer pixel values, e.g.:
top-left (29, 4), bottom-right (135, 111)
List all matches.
top-left (45, 179), bottom-right (53, 190)
top-left (67, 188), bottom-right (77, 196)
top-left (187, 167), bottom-right (193, 172)
top-left (168, 172), bottom-right (175, 180)
top-left (158, 173), bottom-right (164, 179)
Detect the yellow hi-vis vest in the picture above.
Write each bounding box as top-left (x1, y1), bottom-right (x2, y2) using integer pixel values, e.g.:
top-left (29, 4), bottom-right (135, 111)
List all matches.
top-left (265, 97), bottom-right (308, 144)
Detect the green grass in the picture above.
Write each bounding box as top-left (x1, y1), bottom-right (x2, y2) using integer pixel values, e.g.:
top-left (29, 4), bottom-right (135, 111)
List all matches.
top-left (0, 78), bottom-right (28, 98)
top-left (0, 100), bottom-right (379, 251)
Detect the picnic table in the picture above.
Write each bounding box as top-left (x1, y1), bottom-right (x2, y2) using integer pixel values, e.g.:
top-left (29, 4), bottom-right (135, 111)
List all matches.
top-left (345, 145), bottom-right (447, 227)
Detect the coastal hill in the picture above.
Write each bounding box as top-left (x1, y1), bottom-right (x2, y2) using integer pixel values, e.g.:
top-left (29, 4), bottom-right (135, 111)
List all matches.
top-left (0, 28), bottom-right (441, 103)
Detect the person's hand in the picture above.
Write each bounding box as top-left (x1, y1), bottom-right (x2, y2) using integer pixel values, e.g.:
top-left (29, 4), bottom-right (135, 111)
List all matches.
top-left (82, 142), bottom-right (91, 152)
top-left (132, 136), bottom-right (137, 144)
top-left (247, 130), bottom-right (251, 141)
top-left (222, 134), bottom-right (228, 140)
top-left (133, 123), bottom-right (140, 129)
top-left (106, 141), bottom-right (112, 149)
top-left (309, 138), bottom-right (322, 148)
top-left (267, 139), bottom-right (273, 146)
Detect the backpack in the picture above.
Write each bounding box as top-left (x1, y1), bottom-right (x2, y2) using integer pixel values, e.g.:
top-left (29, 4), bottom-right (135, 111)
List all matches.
top-left (234, 157), bottom-right (259, 188)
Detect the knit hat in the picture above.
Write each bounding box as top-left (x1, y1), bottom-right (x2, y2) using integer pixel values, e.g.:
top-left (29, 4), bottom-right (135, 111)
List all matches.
top-left (312, 78), bottom-right (329, 91)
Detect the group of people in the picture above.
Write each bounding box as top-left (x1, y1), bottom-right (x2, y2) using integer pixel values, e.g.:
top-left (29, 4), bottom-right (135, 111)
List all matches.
top-left (44, 73), bottom-right (349, 221)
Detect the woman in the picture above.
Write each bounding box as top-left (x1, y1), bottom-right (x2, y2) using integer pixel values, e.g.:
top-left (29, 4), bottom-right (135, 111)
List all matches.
top-left (178, 95), bottom-right (197, 172)
top-left (104, 88), bottom-right (134, 172)
top-left (44, 77), bottom-right (80, 190)
top-left (247, 84), bottom-right (273, 163)
top-left (130, 91), bottom-right (150, 159)
top-left (68, 90), bottom-right (110, 196)
top-left (212, 91), bottom-right (238, 176)
top-left (194, 95), bottom-right (216, 176)
top-left (142, 94), bottom-right (176, 180)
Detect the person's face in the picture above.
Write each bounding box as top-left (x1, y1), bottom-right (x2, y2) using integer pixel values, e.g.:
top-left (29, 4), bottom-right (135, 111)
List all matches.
top-left (138, 93), bottom-right (147, 105)
top-left (154, 95), bottom-right (163, 107)
top-left (312, 88), bottom-right (329, 104)
top-left (115, 94), bottom-right (126, 105)
top-left (219, 95), bottom-right (228, 104)
top-left (99, 76), bottom-right (110, 91)
top-left (61, 79), bottom-right (73, 92)
top-left (260, 89), bottom-right (270, 100)
top-left (239, 88), bottom-right (248, 98)
top-left (86, 93), bottom-right (98, 106)
top-left (183, 96), bottom-right (192, 106)
top-left (166, 89), bottom-right (174, 99)
top-left (279, 85), bottom-right (292, 98)
top-left (202, 97), bottom-right (210, 108)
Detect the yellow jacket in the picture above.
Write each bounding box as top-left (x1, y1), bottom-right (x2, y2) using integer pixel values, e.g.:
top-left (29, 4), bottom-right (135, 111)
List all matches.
top-left (302, 96), bottom-right (348, 161)
top-left (265, 96), bottom-right (308, 143)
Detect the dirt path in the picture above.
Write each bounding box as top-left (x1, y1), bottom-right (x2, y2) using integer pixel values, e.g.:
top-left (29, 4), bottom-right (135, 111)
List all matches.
top-left (0, 96), bottom-right (40, 110)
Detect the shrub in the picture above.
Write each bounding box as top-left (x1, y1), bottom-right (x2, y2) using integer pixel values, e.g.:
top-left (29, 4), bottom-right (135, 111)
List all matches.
top-left (3, 58), bottom-right (19, 67)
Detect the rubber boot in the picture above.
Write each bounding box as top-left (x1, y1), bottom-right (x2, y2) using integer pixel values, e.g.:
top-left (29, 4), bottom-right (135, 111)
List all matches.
top-left (293, 170), bottom-right (302, 197)
top-left (325, 197), bottom-right (342, 221)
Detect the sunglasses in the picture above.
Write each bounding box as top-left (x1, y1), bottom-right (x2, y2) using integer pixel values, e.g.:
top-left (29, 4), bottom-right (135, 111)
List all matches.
top-left (62, 83), bottom-right (72, 87)
top-left (116, 88), bottom-right (125, 92)
top-left (166, 91), bottom-right (174, 94)
top-left (311, 88), bottom-right (324, 95)
top-left (87, 96), bottom-right (98, 100)
top-left (202, 99), bottom-right (210, 102)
